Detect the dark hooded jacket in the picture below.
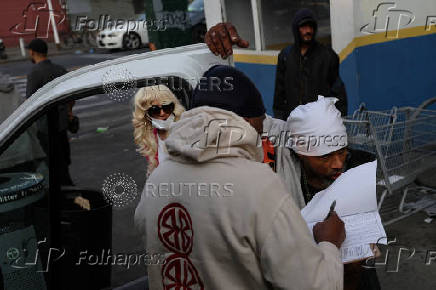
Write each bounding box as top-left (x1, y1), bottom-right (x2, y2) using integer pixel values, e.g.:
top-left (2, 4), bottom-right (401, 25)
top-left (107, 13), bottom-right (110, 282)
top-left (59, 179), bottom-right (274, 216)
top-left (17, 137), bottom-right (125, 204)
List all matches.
top-left (273, 8), bottom-right (347, 120)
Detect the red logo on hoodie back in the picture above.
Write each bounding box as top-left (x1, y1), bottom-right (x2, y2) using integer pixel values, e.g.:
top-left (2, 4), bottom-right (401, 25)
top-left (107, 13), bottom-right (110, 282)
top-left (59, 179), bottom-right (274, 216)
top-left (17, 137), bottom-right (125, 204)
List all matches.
top-left (158, 203), bottom-right (204, 289)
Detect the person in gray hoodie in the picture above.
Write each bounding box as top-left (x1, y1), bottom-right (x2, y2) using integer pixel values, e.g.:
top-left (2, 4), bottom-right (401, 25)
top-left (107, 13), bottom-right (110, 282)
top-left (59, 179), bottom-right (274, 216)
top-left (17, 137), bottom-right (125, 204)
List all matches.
top-left (134, 65), bottom-right (346, 289)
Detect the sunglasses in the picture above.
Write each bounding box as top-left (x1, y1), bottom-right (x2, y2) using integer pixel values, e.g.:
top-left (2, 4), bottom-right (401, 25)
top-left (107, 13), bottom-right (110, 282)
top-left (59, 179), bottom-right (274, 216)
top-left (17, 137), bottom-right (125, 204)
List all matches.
top-left (146, 102), bottom-right (175, 118)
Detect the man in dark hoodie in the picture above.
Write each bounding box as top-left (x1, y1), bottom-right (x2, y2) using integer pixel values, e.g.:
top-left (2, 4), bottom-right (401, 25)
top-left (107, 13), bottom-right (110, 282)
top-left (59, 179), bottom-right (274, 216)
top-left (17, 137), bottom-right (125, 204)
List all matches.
top-left (205, 8), bottom-right (348, 119)
top-left (273, 8), bottom-right (348, 119)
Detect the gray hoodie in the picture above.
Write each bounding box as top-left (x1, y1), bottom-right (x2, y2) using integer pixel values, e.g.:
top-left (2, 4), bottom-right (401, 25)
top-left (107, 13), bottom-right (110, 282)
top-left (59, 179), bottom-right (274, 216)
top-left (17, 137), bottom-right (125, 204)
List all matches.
top-left (262, 114), bottom-right (307, 209)
top-left (134, 106), bottom-right (342, 290)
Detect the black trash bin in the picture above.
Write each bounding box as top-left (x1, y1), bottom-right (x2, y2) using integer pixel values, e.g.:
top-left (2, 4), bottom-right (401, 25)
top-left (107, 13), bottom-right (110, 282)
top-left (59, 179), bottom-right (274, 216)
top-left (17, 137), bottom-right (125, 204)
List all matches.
top-left (0, 172), bottom-right (47, 290)
top-left (34, 189), bottom-right (112, 290)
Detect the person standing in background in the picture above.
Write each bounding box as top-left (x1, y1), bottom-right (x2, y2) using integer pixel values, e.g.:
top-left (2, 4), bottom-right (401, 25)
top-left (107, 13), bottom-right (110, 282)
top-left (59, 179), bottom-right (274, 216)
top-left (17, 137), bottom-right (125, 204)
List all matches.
top-left (205, 8), bottom-right (348, 119)
top-left (26, 38), bottom-right (75, 186)
top-left (272, 8), bottom-right (348, 119)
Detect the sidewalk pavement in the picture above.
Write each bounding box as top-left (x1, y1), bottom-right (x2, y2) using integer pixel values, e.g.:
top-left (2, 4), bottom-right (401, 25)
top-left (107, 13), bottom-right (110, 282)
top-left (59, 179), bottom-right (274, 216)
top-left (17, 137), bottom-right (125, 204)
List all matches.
top-left (0, 42), bottom-right (96, 64)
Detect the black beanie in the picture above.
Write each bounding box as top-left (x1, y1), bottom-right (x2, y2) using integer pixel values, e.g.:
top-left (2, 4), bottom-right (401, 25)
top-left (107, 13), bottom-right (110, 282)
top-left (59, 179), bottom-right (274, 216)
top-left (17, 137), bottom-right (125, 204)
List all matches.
top-left (192, 65), bottom-right (266, 118)
top-left (26, 38), bottom-right (48, 54)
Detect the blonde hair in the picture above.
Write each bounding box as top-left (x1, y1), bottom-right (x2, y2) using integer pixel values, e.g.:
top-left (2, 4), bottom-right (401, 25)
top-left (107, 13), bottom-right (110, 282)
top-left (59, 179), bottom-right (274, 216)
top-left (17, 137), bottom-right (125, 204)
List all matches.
top-left (132, 85), bottom-right (185, 174)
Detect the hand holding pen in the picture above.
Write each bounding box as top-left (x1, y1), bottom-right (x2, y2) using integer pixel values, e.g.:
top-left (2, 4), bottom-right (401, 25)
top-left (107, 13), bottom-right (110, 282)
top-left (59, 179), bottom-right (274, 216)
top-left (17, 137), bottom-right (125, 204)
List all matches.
top-left (325, 200), bottom-right (336, 220)
top-left (313, 200), bottom-right (346, 249)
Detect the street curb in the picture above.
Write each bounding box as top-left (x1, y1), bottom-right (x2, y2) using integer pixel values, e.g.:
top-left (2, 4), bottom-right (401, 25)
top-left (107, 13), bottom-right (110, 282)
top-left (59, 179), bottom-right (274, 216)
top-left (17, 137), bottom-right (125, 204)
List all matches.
top-left (0, 48), bottom-right (91, 65)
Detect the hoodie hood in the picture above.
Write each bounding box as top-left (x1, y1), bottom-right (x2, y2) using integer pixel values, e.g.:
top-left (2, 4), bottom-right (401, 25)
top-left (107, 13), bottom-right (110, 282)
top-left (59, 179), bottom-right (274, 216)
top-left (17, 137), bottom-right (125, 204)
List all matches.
top-left (292, 8), bottom-right (318, 48)
top-left (164, 106), bottom-right (263, 163)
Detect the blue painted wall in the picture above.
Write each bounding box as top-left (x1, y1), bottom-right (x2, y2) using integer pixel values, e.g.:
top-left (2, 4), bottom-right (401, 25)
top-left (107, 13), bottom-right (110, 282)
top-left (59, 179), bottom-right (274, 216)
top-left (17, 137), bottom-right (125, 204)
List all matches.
top-left (339, 52), bottom-right (360, 113)
top-left (235, 62), bottom-right (276, 116)
top-left (235, 33), bottom-right (436, 116)
top-left (341, 33), bottom-right (436, 112)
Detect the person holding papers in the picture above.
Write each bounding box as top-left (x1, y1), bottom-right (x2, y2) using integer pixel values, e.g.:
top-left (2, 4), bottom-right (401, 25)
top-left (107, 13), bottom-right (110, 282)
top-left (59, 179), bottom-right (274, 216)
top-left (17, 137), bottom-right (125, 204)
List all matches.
top-left (265, 96), bottom-right (380, 290)
top-left (284, 97), bottom-right (376, 207)
top-left (262, 96), bottom-right (381, 290)
top-left (284, 98), bottom-right (381, 290)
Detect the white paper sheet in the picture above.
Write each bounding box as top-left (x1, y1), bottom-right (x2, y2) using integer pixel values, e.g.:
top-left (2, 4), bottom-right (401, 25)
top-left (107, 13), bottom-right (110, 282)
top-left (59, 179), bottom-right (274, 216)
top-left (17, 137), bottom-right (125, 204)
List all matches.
top-left (341, 244), bottom-right (373, 263)
top-left (307, 212), bottom-right (387, 263)
top-left (301, 161), bottom-right (378, 222)
top-left (301, 161), bottom-right (387, 263)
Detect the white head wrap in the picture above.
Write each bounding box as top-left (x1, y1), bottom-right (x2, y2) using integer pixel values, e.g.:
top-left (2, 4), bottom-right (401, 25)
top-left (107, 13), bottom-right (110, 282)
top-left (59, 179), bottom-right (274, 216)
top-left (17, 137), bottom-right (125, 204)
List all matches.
top-left (285, 96), bottom-right (347, 156)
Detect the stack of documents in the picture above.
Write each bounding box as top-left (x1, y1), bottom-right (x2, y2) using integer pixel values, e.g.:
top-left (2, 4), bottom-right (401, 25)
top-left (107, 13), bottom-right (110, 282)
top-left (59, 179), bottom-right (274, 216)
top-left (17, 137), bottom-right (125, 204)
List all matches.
top-left (301, 161), bottom-right (387, 263)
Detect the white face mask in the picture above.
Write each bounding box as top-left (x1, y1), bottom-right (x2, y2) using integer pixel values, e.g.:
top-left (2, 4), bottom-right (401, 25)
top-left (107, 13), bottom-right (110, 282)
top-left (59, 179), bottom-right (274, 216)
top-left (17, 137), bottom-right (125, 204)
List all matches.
top-left (150, 114), bottom-right (175, 130)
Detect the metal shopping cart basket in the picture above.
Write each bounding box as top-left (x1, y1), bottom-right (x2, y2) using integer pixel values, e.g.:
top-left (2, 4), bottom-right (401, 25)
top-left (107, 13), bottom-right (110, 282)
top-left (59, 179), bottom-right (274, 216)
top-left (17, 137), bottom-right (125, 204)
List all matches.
top-left (343, 98), bottom-right (436, 225)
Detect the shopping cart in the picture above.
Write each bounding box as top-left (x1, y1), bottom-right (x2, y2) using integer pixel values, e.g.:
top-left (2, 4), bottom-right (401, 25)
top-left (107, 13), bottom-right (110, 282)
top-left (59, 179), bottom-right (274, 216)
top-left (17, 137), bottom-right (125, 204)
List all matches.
top-left (343, 98), bottom-right (436, 224)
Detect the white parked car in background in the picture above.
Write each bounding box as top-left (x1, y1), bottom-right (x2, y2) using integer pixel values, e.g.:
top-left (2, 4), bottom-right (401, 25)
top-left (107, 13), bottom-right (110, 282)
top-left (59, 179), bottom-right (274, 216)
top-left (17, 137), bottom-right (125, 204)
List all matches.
top-left (96, 14), bottom-right (149, 50)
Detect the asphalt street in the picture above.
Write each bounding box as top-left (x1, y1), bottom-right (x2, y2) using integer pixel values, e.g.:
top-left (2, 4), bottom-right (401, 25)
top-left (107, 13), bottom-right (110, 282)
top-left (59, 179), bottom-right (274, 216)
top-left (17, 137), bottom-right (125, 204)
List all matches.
top-left (0, 48), bottom-right (151, 78)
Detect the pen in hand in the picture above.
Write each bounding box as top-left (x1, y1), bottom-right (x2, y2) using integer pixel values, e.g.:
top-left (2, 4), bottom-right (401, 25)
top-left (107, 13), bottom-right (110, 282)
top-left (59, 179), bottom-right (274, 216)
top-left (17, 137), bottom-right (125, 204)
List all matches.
top-left (325, 200), bottom-right (336, 220)
top-left (313, 199), bottom-right (345, 248)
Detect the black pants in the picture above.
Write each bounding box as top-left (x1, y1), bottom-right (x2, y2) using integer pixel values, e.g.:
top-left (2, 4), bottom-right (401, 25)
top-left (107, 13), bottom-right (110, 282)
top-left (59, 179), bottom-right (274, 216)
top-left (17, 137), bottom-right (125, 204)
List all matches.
top-left (358, 268), bottom-right (381, 290)
top-left (37, 130), bottom-right (73, 186)
top-left (345, 263), bottom-right (381, 290)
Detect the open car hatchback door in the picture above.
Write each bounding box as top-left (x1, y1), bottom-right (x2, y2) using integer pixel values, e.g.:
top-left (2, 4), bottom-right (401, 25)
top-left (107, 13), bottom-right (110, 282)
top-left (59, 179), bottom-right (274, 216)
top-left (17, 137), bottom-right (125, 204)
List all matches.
top-left (0, 43), bottom-right (229, 290)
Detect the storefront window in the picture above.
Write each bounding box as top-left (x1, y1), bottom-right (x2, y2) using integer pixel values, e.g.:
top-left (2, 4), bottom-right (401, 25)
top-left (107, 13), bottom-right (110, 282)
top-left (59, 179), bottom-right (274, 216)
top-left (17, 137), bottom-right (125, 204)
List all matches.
top-left (259, 0), bottom-right (331, 50)
top-left (223, 0), bottom-right (256, 49)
